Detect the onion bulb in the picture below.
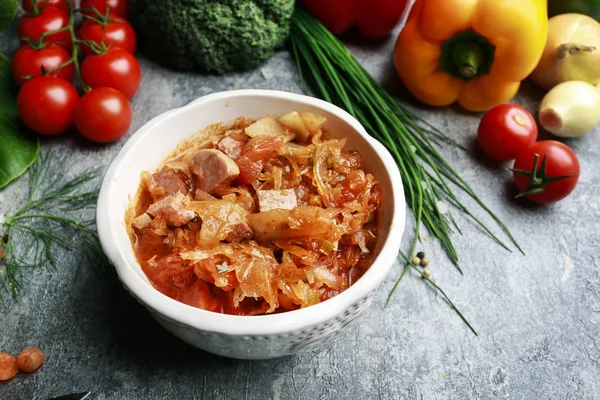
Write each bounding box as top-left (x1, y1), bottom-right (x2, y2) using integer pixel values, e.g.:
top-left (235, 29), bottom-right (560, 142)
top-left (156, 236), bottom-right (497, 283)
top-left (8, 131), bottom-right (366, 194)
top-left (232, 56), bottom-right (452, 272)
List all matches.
top-left (531, 13), bottom-right (600, 90)
top-left (539, 81), bottom-right (600, 137)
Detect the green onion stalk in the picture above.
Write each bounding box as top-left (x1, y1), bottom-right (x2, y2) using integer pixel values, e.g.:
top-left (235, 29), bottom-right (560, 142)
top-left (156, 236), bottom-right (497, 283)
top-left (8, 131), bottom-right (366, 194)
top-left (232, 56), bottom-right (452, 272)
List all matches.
top-left (290, 7), bottom-right (524, 334)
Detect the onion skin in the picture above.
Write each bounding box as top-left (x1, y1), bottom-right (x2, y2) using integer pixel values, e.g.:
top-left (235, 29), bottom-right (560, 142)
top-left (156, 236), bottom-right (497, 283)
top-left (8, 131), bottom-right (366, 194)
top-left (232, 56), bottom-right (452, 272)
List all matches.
top-left (531, 13), bottom-right (600, 90)
top-left (539, 80), bottom-right (600, 137)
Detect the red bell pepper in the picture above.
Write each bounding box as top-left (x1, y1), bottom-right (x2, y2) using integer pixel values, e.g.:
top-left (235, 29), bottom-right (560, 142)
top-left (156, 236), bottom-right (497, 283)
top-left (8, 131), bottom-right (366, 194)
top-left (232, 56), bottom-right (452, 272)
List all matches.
top-left (303, 0), bottom-right (410, 39)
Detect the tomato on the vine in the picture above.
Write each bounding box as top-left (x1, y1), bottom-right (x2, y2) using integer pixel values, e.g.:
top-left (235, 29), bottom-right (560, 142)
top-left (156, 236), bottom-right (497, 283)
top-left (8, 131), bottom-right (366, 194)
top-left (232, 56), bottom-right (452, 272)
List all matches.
top-left (17, 76), bottom-right (79, 136)
top-left (22, 0), bottom-right (69, 15)
top-left (478, 104), bottom-right (538, 161)
top-left (80, 0), bottom-right (128, 18)
top-left (74, 87), bottom-right (132, 143)
top-left (78, 16), bottom-right (136, 56)
top-left (512, 141), bottom-right (580, 204)
top-left (81, 48), bottom-right (141, 98)
top-left (11, 44), bottom-right (73, 86)
top-left (18, 6), bottom-right (72, 50)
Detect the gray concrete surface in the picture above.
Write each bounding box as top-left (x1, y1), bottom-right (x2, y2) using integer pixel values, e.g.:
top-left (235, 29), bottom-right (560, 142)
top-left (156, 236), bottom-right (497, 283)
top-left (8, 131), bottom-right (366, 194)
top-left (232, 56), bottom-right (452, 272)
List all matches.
top-left (1, 21), bottom-right (600, 400)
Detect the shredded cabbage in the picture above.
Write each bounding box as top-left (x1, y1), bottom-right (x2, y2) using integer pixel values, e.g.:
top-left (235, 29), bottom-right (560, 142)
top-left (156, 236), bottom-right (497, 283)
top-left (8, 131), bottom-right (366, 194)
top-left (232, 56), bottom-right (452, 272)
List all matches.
top-left (128, 112), bottom-right (381, 315)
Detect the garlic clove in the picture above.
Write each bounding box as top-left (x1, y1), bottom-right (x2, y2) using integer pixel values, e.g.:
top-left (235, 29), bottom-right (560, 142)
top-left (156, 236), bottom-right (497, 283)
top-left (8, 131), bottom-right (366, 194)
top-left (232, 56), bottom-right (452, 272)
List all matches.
top-left (539, 108), bottom-right (563, 133)
top-left (539, 80), bottom-right (600, 137)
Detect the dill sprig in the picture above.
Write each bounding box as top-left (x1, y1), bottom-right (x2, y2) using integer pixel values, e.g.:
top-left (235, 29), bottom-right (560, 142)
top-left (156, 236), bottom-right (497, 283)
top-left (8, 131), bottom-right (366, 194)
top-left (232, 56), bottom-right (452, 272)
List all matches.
top-left (0, 151), bottom-right (107, 298)
top-left (290, 8), bottom-right (523, 334)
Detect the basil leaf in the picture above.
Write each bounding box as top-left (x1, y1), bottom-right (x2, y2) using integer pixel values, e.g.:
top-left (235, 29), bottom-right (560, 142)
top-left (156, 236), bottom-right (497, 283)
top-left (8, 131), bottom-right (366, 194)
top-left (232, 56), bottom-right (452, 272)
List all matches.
top-left (0, 0), bottom-right (17, 31)
top-left (0, 53), bottom-right (40, 189)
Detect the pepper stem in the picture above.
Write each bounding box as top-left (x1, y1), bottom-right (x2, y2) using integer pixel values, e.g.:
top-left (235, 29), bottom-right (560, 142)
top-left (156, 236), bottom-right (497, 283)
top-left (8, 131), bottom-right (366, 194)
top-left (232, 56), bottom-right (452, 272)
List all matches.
top-left (452, 43), bottom-right (484, 79)
top-left (439, 30), bottom-right (496, 82)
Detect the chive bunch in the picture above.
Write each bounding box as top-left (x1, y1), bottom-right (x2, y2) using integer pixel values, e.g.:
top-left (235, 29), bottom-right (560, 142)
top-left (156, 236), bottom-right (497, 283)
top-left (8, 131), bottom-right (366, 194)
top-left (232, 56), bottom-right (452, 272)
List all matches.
top-left (290, 8), bottom-right (523, 333)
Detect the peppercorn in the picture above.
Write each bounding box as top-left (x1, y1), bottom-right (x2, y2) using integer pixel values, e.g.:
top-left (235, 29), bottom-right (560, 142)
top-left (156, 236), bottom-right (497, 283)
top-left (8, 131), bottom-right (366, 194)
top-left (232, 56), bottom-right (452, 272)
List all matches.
top-left (411, 256), bottom-right (421, 266)
top-left (423, 269), bottom-right (432, 278)
top-left (420, 257), bottom-right (430, 267)
top-left (416, 251), bottom-right (425, 259)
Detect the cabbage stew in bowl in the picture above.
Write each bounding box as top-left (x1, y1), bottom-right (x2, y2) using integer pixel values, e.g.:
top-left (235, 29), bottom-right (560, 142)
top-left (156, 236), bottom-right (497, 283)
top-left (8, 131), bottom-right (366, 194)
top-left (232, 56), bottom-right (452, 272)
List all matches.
top-left (126, 111), bottom-right (381, 316)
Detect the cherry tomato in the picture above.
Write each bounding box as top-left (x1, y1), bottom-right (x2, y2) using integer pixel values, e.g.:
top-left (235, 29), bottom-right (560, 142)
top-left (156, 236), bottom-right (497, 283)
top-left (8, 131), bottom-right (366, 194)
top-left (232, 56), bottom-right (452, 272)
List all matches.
top-left (512, 141), bottom-right (580, 204)
top-left (78, 17), bottom-right (136, 56)
top-left (17, 76), bottom-right (79, 136)
top-left (81, 0), bottom-right (128, 18)
top-left (18, 6), bottom-right (72, 50)
top-left (81, 48), bottom-right (141, 98)
top-left (22, 0), bottom-right (69, 15)
top-left (11, 44), bottom-right (73, 86)
top-left (74, 87), bottom-right (132, 143)
top-left (478, 104), bottom-right (538, 161)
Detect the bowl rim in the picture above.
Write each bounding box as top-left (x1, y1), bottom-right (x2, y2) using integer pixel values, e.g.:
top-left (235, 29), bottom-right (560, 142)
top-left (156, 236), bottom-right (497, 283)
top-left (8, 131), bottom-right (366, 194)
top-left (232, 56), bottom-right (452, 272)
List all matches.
top-left (97, 89), bottom-right (405, 337)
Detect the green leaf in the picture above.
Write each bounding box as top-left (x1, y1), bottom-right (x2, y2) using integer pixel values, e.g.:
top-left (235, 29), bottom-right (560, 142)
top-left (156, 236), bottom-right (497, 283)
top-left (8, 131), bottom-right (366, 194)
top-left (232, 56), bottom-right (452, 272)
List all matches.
top-left (0, 0), bottom-right (18, 31)
top-left (0, 53), bottom-right (40, 189)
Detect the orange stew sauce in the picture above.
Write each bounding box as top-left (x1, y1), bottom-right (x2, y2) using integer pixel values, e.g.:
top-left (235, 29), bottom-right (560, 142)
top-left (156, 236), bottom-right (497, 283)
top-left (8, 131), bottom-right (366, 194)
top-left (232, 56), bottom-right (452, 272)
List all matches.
top-left (127, 112), bottom-right (381, 315)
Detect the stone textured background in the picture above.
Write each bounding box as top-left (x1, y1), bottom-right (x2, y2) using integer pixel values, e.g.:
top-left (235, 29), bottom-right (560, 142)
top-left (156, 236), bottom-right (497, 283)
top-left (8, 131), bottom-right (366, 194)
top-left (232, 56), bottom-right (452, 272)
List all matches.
top-left (1, 18), bottom-right (600, 400)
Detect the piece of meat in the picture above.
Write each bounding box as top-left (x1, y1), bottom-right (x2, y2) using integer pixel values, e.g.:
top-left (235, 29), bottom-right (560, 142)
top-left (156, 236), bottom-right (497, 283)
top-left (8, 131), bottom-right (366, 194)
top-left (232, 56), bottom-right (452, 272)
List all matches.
top-left (148, 169), bottom-right (191, 200)
top-left (194, 189), bottom-right (217, 201)
top-left (249, 209), bottom-right (291, 245)
top-left (225, 221), bottom-right (253, 243)
top-left (250, 207), bottom-right (338, 245)
top-left (188, 149), bottom-right (240, 193)
top-left (132, 213), bottom-right (152, 230)
top-left (217, 132), bottom-right (248, 160)
top-left (146, 192), bottom-right (196, 227)
top-left (256, 189), bottom-right (298, 212)
top-left (225, 128), bottom-right (244, 136)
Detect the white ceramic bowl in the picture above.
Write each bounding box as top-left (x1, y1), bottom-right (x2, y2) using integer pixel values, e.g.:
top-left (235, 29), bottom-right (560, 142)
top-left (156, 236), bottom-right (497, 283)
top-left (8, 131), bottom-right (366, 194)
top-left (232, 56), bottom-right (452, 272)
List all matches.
top-left (97, 90), bottom-right (405, 359)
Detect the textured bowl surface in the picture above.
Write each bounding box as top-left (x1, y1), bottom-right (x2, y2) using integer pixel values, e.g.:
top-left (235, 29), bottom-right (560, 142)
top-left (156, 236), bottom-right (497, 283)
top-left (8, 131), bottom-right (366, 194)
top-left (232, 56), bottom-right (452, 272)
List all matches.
top-left (97, 90), bottom-right (405, 359)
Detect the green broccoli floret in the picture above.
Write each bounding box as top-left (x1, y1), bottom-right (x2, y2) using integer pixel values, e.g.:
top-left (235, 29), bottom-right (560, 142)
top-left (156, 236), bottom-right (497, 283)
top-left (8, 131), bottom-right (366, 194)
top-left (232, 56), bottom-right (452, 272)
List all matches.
top-left (128, 0), bottom-right (295, 74)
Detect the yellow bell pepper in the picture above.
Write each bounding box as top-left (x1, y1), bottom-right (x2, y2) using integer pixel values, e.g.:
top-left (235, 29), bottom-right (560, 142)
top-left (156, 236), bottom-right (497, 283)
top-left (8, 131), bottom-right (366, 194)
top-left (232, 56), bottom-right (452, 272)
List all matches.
top-left (394, 0), bottom-right (548, 112)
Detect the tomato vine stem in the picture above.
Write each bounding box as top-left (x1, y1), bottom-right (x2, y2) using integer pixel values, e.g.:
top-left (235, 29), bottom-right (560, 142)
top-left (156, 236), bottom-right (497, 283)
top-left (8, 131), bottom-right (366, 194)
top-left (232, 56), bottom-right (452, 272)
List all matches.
top-left (509, 153), bottom-right (577, 198)
top-left (39, 0), bottom-right (90, 91)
